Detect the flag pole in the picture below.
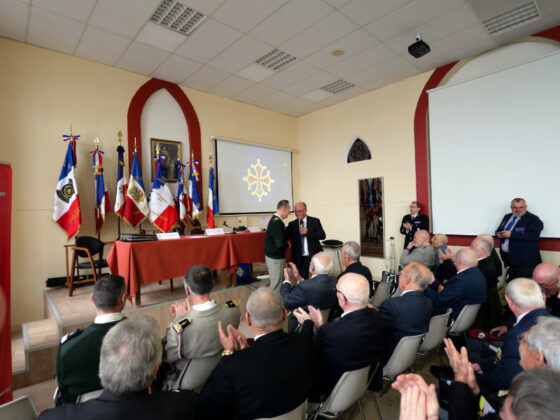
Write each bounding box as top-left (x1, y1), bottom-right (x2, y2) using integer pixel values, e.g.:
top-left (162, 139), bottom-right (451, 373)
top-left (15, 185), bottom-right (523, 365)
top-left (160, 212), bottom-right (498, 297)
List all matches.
top-left (117, 131), bottom-right (122, 239)
top-left (93, 137), bottom-right (101, 241)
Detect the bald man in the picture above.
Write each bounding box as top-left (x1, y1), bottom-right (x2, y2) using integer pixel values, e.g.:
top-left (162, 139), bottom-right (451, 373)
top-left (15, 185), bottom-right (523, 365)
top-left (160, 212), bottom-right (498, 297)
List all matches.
top-left (532, 262), bottom-right (560, 317)
top-left (424, 248), bottom-right (486, 319)
top-left (399, 230), bottom-right (435, 270)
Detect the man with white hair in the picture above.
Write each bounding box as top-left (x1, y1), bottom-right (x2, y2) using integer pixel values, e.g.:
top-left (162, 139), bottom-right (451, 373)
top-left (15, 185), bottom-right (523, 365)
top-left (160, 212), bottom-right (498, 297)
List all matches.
top-left (399, 230), bottom-right (435, 270)
top-left (198, 287), bottom-right (314, 419)
top-left (425, 248), bottom-right (486, 320)
top-left (532, 262), bottom-right (560, 316)
top-left (520, 316), bottom-right (560, 371)
top-left (473, 278), bottom-right (552, 395)
top-left (293, 273), bottom-right (383, 398)
top-left (40, 316), bottom-right (197, 419)
top-left (339, 241), bottom-right (374, 297)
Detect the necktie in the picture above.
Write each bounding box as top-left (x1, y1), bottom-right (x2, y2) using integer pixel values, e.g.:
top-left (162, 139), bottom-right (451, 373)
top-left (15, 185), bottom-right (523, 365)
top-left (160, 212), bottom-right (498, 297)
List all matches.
top-left (300, 220), bottom-right (305, 251)
top-left (505, 216), bottom-right (518, 231)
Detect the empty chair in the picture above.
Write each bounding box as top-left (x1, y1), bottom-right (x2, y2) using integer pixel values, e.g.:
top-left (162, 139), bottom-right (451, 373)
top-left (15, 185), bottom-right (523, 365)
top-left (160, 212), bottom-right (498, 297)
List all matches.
top-left (0, 396), bottom-right (38, 420)
top-left (256, 400), bottom-right (307, 420)
top-left (382, 334), bottom-right (424, 390)
top-left (68, 236), bottom-right (108, 296)
top-left (371, 282), bottom-right (391, 307)
top-left (170, 354), bottom-right (222, 391)
top-left (311, 365), bottom-right (370, 420)
top-left (76, 388), bottom-right (104, 403)
top-left (448, 304), bottom-right (481, 339)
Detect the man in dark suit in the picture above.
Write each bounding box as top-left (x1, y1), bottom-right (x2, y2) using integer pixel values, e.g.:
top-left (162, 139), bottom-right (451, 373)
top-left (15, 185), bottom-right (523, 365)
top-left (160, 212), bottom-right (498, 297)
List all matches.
top-left (532, 262), bottom-right (560, 317)
top-left (400, 201), bottom-right (429, 248)
top-left (474, 278), bottom-right (553, 395)
top-left (424, 248), bottom-right (487, 320)
top-left (380, 262), bottom-right (433, 360)
top-left (293, 272), bottom-right (383, 398)
top-left (496, 198), bottom-right (543, 280)
top-left (198, 287), bottom-right (314, 420)
top-left (339, 241), bottom-right (374, 297)
top-left (40, 316), bottom-right (197, 420)
top-left (287, 202), bottom-right (326, 279)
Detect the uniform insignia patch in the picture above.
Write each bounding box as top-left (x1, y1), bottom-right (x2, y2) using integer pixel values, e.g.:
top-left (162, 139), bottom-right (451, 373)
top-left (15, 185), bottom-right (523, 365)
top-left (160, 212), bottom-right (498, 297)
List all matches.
top-left (173, 317), bottom-right (191, 334)
top-left (60, 328), bottom-right (81, 344)
top-left (225, 300), bottom-right (239, 308)
top-left (56, 179), bottom-right (75, 203)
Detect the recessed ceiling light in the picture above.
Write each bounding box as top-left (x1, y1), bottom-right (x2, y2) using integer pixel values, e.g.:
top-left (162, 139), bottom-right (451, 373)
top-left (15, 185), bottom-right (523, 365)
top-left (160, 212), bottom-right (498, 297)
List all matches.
top-left (256, 49), bottom-right (297, 71)
top-left (321, 79), bottom-right (354, 95)
top-left (331, 49), bottom-right (345, 57)
top-left (483, 1), bottom-right (540, 35)
top-left (150, 0), bottom-right (206, 36)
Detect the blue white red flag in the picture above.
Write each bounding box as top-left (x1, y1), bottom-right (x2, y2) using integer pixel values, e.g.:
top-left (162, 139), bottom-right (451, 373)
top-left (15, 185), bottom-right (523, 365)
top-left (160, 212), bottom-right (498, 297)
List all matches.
top-left (207, 167), bottom-right (219, 228)
top-left (149, 154), bottom-right (178, 232)
top-left (123, 153), bottom-right (149, 227)
top-left (176, 159), bottom-right (190, 227)
top-left (187, 156), bottom-right (201, 220)
top-left (90, 148), bottom-right (111, 231)
top-left (53, 141), bottom-right (81, 239)
top-left (114, 145), bottom-right (128, 220)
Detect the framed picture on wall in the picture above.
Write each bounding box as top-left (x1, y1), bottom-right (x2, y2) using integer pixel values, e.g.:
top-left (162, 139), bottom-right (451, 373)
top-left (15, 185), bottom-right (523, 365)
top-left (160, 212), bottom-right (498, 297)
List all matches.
top-left (150, 138), bottom-right (181, 182)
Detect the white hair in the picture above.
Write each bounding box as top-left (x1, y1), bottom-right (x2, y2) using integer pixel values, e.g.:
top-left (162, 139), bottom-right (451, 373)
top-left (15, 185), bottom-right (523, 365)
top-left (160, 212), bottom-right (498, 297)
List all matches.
top-left (506, 278), bottom-right (545, 310)
top-left (342, 241), bottom-right (360, 261)
top-left (312, 252), bottom-right (332, 275)
top-left (528, 316), bottom-right (560, 372)
top-left (247, 287), bottom-right (284, 328)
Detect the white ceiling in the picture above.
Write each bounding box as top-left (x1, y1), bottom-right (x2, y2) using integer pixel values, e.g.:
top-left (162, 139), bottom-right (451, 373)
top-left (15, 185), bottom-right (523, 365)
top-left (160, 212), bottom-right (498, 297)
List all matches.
top-left (2, 0), bottom-right (560, 116)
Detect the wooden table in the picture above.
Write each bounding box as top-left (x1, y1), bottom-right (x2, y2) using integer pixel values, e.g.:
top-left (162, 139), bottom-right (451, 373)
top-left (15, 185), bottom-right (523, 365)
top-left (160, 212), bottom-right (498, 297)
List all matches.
top-left (107, 232), bottom-right (266, 305)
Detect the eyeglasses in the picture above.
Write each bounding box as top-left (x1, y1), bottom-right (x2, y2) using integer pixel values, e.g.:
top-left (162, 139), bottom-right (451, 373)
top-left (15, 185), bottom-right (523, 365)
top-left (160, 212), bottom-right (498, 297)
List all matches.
top-left (334, 287), bottom-right (347, 301)
top-left (510, 206), bottom-right (526, 210)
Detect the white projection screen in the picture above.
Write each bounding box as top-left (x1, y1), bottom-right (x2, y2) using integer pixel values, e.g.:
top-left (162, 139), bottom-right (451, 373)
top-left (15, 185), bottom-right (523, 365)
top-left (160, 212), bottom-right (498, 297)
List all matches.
top-left (428, 50), bottom-right (560, 238)
top-left (214, 138), bottom-right (293, 214)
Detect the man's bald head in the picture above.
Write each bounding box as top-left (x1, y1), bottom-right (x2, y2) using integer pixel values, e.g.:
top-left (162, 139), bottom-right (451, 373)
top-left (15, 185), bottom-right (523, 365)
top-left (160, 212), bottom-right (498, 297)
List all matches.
top-left (400, 263), bottom-right (432, 291)
top-left (337, 273), bottom-right (370, 309)
top-left (430, 233), bottom-right (448, 249)
top-left (454, 248), bottom-right (477, 270)
top-left (311, 252), bottom-right (332, 275)
top-left (533, 263), bottom-right (560, 297)
top-left (413, 230), bottom-right (430, 246)
top-left (471, 236), bottom-right (492, 259)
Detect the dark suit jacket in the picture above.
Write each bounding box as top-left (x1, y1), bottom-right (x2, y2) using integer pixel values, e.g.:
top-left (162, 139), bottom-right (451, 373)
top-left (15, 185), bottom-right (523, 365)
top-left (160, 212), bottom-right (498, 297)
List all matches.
top-left (380, 290), bottom-right (433, 359)
top-left (197, 325), bottom-right (314, 420)
top-left (496, 211), bottom-right (543, 268)
top-left (281, 274), bottom-right (337, 311)
top-left (39, 389), bottom-right (197, 420)
top-left (476, 308), bottom-right (552, 394)
top-left (314, 307), bottom-right (383, 396)
top-left (400, 213), bottom-right (429, 248)
top-left (425, 266), bottom-right (487, 319)
top-left (339, 261), bottom-right (374, 297)
top-left (287, 216), bottom-right (326, 265)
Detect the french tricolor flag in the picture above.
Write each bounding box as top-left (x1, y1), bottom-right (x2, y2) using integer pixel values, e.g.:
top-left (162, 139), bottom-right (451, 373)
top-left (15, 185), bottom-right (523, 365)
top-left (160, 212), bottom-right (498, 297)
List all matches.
top-left (53, 142), bottom-right (81, 239)
top-left (149, 154), bottom-right (178, 232)
top-left (207, 167), bottom-right (219, 228)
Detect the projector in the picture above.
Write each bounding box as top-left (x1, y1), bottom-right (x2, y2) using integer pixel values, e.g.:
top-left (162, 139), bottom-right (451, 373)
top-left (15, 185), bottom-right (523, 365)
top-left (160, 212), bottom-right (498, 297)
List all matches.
top-left (408, 34), bottom-right (430, 59)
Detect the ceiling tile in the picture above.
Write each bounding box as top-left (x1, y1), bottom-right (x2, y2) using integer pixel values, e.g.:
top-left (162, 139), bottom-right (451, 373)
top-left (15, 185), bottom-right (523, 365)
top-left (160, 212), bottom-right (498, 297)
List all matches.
top-left (249, 0), bottom-right (333, 46)
top-left (261, 61), bottom-right (317, 89)
top-left (253, 91), bottom-right (295, 108)
top-left (182, 0), bottom-right (226, 16)
top-left (208, 74), bottom-right (254, 97)
top-left (116, 41), bottom-right (169, 75)
top-left (233, 83), bottom-right (276, 102)
top-left (28, 6), bottom-right (84, 54)
top-left (32, 0), bottom-right (94, 22)
top-left (75, 26), bottom-right (131, 66)
top-left (283, 71), bottom-right (338, 96)
top-left (208, 35), bottom-right (272, 73)
top-left (327, 43), bottom-right (396, 78)
top-left (135, 21), bottom-right (187, 52)
top-left (182, 65), bottom-right (230, 91)
top-left (425, 24), bottom-right (495, 59)
top-left (272, 97), bottom-right (314, 115)
top-left (322, 0), bottom-right (351, 8)
top-left (340, 0), bottom-right (412, 26)
top-left (212, 0), bottom-right (287, 32)
top-left (174, 18), bottom-right (242, 64)
top-left (302, 89), bottom-right (333, 101)
top-left (346, 55), bottom-right (415, 87)
top-left (0, 0), bottom-right (29, 42)
top-left (152, 54), bottom-right (201, 84)
top-left (89, 0), bottom-right (160, 38)
top-left (280, 11), bottom-right (358, 58)
top-left (236, 63), bottom-right (276, 82)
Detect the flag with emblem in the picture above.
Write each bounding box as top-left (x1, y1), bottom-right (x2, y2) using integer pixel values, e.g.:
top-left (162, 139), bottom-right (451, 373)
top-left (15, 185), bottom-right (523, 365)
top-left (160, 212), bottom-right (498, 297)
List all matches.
top-left (149, 153), bottom-right (178, 232)
top-left (207, 167), bottom-right (219, 228)
top-left (176, 159), bottom-right (189, 227)
top-left (114, 144), bottom-right (127, 220)
top-left (53, 140), bottom-right (81, 239)
top-left (187, 155), bottom-right (201, 220)
top-left (123, 152), bottom-right (149, 227)
top-left (90, 147), bottom-right (111, 231)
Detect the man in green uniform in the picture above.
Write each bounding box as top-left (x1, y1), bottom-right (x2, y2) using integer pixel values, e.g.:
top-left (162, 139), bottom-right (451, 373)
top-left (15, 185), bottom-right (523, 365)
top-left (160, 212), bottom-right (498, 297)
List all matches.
top-left (265, 199), bottom-right (291, 291)
top-left (163, 265), bottom-right (240, 390)
top-left (55, 274), bottom-right (126, 404)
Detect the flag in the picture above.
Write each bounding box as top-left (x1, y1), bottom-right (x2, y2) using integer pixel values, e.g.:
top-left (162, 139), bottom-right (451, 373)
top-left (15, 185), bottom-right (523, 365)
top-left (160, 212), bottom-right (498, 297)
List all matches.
top-left (176, 159), bottom-right (190, 227)
top-left (207, 167), bottom-right (219, 228)
top-left (187, 156), bottom-right (201, 220)
top-left (90, 147), bottom-right (111, 231)
top-left (114, 145), bottom-right (128, 220)
top-left (53, 141), bottom-right (81, 239)
top-left (123, 152), bottom-right (149, 227)
top-left (149, 154), bottom-right (178, 232)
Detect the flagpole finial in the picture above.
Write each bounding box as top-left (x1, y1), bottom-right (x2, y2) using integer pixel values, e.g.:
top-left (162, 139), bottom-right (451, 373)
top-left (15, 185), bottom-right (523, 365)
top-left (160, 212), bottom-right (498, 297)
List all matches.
top-left (94, 137), bottom-right (100, 149)
top-left (117, 130), bottom-right (122, 145)
top-left (209, 154), bottom-right (213, 166)
top-left (156, 144), bottom-right (160, 156)
top-left (134, 137), bottom-right (137, 153)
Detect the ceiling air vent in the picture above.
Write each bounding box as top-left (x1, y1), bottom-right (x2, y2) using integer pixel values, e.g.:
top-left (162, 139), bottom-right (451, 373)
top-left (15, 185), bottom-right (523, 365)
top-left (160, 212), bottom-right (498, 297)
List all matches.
top-left (321, 79), bottom-right (355, 95)
top-left (483, 2), bottom-right (540, 35)
top-left (151, 0), bottom-right (206, 36)
top-left (256, 49), bottom-right (297, 71)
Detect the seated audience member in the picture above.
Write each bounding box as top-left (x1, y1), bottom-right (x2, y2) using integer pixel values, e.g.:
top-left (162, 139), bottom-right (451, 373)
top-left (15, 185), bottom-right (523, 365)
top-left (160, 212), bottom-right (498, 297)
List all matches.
top-left (55, 274), bottom-right (126, 404)
top-left (162, 265), bottom-right (240, 389)
top-left (392, 374), bottom-right (439, 420)
top-left (280, 254), bottom-right (337, 330)
top-left (293, 273), bottom-right (383, 399)
top-left (473, 278), bottom-right (552, 395)
top-left (532, 262), bottom-right (560, 316)
top-left (380, 263), bottom-right (433, 360)
top-left (400, 230), bottom-right (435, 270)
top-left (471, 236), bottom-right (504, 331)
top-left (197, 287), bottom-right (314, 419)
top-left (338, 241), bottom-right (374, 297)
top-left (430, 233), bottom-right (448, 271)
top-left (424, 248), bottom-right (486, 320)
top-left (40, 316), bottom-right (197, 420)
top-left (479, 234), bottom-right (503, 277)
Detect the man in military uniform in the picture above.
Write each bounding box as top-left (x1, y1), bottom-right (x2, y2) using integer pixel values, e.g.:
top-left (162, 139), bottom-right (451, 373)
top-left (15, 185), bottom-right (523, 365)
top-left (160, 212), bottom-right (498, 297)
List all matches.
top-left (55, 274), bottom-right (126, 404)
top-left (265, 199), bottom-right (291, 291)
top-left (400, 201), bottom-right (429, 248)
top-left (163, 265), bottom-right (240, 390)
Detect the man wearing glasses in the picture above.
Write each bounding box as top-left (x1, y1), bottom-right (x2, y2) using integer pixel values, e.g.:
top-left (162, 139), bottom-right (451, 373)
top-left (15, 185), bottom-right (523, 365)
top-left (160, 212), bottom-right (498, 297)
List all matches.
top-left (532, 262), bottom-right (560, 317)
top-left (400, 201), bottom-right (429, 249)
top-left (496, 198), bottom-right (543, 280)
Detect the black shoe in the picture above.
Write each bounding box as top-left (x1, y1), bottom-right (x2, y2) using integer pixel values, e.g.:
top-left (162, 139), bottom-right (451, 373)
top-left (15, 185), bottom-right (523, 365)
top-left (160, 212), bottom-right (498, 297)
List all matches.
top-left (429, 365), bottom-right (453, 380)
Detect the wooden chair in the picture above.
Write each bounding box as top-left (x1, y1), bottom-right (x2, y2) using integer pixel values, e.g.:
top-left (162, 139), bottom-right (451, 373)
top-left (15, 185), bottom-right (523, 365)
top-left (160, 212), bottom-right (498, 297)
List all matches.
top-left (68, 236), bottom-right (108, 296)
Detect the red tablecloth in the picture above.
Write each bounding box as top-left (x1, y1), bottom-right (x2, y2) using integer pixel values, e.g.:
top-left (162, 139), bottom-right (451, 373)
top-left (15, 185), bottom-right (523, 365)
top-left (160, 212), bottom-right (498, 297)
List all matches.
top-left (108, 231), bottom-right (266, 302)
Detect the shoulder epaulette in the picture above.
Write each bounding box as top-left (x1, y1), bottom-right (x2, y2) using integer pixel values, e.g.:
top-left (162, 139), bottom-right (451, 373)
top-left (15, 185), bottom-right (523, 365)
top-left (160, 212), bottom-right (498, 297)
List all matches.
top-left (173, 317), bottom-right (191, 334)
top-left (225, 300), bottom-right (239, 308)
top-left (60, 329), bottom-right (81, 345)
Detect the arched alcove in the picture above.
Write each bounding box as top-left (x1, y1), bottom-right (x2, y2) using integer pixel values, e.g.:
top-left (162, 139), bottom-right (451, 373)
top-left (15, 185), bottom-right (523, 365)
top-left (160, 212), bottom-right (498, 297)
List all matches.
top-left (346, 137), bottom-right (371, 163)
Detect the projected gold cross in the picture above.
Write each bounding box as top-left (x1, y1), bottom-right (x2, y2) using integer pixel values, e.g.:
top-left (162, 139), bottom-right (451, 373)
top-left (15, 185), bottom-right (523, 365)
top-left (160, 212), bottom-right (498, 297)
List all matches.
top-left (243, 159), bottom-right (275, 202)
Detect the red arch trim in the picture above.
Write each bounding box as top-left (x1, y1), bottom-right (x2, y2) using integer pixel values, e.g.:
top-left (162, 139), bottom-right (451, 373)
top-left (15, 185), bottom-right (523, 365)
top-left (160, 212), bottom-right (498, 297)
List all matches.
top-left (127, 78), bottom-right (202, 207)
top-left (413, 25), bottom-right (560, 250)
